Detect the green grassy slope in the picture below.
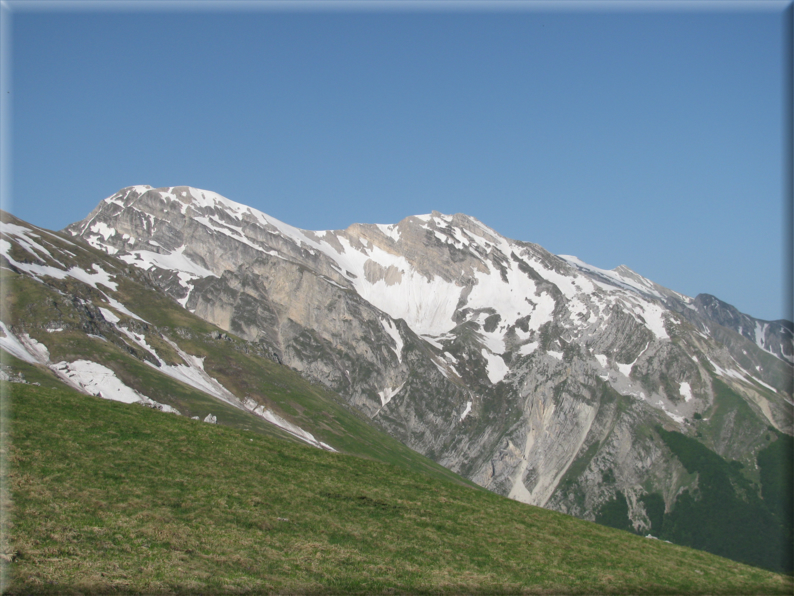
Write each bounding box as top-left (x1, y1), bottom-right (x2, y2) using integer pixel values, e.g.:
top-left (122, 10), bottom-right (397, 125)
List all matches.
top-left (4, 382), bottom-right (792, 595)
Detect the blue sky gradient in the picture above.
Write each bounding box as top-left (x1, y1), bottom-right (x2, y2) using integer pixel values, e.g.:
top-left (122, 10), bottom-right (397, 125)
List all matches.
top-left (4, 2), bottom-right (791, 321)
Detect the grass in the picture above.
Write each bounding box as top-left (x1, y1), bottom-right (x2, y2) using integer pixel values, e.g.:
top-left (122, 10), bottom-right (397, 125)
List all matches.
top-left (4, 382), bottom-right (793, 595)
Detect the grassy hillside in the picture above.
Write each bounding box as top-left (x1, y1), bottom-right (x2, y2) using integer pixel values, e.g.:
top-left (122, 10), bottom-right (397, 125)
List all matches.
top-left (3, 382), bottom-right (792, 595)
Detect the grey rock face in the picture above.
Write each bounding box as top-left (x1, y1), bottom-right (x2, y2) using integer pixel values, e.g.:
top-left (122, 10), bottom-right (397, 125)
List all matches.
top-left (692, 293), bottom-right (793, 365)
top-left (67, 185), bottom-right (793, 528)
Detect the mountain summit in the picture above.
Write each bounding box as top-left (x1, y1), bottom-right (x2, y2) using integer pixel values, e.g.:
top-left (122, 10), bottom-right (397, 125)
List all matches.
top-left (59, 185), bottom-right (793, 568)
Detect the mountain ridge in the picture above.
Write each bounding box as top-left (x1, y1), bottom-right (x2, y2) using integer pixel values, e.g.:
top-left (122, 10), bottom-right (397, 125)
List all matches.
top-left (3, 184), bottom-right (791, 572)
top-left (64, 186), bottom-right (792, 505)
top-left (66, 185), bottom-right (792, 398)
top-left (72, 185), bottom-right (792, 347)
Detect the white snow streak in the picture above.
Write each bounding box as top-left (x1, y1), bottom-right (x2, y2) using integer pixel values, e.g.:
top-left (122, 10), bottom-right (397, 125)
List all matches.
top-left (244, 399), bottom-right (336, 451)
top-left (377, 382), bottom-right (405, 407)
top-left (379, 318), bottom-right (404, 362)
top-left (0, 322), bottom-right (48, 364)
top-left (460, 400), bottom-right (472, 421)
top-left (118, 245), bottom-right (216, 280)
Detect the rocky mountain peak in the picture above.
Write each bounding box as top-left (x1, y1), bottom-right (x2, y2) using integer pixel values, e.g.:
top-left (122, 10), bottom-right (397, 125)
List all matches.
top-left (61, 186), bottom-right (792, 533)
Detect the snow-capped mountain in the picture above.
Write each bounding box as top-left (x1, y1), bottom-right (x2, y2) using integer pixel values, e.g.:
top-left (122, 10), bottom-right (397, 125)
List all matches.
top-left (66, 185), bottom-right (792, 530)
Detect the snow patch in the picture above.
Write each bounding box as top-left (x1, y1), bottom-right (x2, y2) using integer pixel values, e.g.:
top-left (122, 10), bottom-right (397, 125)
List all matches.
top-left (755, 321), bottom-right (767, 350)
top-left (519, 342), bottom-right (539, 356)
top-left (481, 348), bottom-right (509, 384)
top-left (526, 256), bottom-right (584, 300)
top-left (98, 307), bottom-right (120, 324)
top-left (617, 342), bottom-right (649, 377)
top-left (460, 400), bottom-right (472, 421)
top-left (421, 335), bottom-right (444, 349)
top-left (142, 333), bottom-right (238, 406)
top-left (679, 382), bottom-right (693, 402)
top-left (0, 222), bottom-right (67, 266)
top-left (90, 222), bottom-right (117, 241)
top-left (326, 235), bottom-right (460, 336)
top-left (52, 360), bottom-right (148, 404)
top-left (100, 294), bottom-right (148, 323)
top-left (634, 300), bottom-right (669, 340)
top-left (707, 358), bottom-right (746, 382)
top-left (376, 223), bottom-right (401, 242)
top-left (656, 400), bottom-right (685, 424)
top-left (432, 358), bottom-right (452, 379)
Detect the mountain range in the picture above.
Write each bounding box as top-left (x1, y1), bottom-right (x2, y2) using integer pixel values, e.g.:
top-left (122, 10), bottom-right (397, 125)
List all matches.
top-left (2, 185), bottom-right (792, 573)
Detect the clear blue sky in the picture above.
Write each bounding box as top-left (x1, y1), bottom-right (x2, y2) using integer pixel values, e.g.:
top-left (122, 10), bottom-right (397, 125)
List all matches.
top-left (3, 1), bottom-right (791, 322)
